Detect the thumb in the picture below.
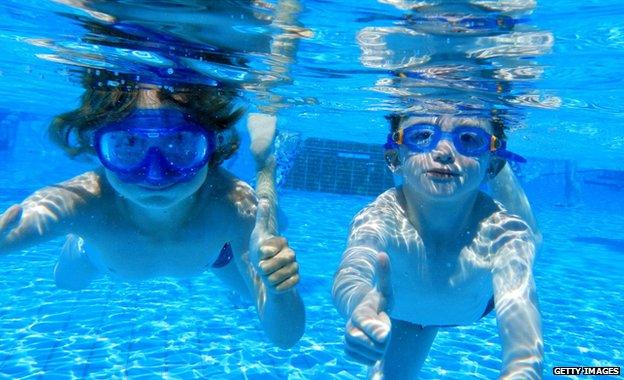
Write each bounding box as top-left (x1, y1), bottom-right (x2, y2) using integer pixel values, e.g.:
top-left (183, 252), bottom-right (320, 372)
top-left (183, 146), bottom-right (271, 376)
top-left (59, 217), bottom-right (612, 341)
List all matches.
top-left (375, 252), bottom-right (393, 311)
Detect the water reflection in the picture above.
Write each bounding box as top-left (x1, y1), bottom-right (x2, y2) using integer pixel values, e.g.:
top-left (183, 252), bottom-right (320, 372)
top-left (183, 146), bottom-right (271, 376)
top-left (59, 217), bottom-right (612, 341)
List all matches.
top-left (357, 0), bottom-right (557, 122)
top-left (24, 0), bottom-right (308, 112)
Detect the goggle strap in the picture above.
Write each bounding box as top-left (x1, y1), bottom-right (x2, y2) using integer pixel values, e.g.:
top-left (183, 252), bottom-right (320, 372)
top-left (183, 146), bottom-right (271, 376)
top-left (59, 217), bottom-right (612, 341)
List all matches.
top-left (495, 150), bottom-right (527, 163)
top-left (383, 131), bottom-right (401, 150)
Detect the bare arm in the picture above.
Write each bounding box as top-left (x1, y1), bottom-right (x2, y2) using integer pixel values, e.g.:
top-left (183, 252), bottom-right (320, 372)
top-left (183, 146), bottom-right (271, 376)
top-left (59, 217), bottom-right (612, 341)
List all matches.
top-left (492, 218), bottom-right (543, 380)
top-left (332, 239), bottom-right (378, 318)
top-left (0, 171), bottom-right (102, 254)
top-left (490, 164), bottom-right (542, 247)
top-left (333, 205), bottom-right (395, 368)
top-left (236, 240), bottom-right (305, 348)
top-left (332, 205), bottom-right (390, 318)
top-left (243, 0), bottom-right (308, 344)
top-left (228, 182), bottom-right (304, 348)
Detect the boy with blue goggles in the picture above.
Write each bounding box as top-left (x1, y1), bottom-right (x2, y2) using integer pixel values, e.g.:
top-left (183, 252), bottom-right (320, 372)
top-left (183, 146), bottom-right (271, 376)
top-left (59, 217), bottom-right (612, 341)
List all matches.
top-left (385, 122), bottom-right (527, 163)
top-left (94, 108), bottom-right (216, 187)
top-left (335, 114), bottom-right (541, 380)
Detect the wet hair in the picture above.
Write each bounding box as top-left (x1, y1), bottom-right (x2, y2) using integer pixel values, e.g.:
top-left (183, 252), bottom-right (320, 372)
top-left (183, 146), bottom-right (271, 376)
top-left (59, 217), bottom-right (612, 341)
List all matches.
top-left (49, 70), bottom-right (245, 168)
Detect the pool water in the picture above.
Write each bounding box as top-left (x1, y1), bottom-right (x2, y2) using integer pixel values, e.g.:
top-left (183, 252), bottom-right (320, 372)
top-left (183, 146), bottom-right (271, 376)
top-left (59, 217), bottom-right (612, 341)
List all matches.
top-left (1, 0), bottom-right (624, 379)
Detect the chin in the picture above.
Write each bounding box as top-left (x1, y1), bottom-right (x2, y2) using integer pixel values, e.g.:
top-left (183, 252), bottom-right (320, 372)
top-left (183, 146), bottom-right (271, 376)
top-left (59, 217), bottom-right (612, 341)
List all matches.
top-left (104, 167), bottom-right (208, 208)
top-left (131, 192), bottom-right (183, 208)
top-left (406, 177), bottom-right (471, 201)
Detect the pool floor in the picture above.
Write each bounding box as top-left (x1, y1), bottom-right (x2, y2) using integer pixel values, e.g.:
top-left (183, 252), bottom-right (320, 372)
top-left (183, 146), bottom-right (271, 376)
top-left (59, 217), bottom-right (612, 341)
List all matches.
top-left (0, 189), bottom-right (622, 379)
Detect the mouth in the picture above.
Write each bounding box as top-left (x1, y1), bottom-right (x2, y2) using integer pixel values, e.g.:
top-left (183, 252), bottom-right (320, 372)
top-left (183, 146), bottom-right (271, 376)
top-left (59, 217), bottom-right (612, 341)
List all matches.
top-left (425, 168), bottom-right (460, 179)
top-left (137, 181), bottom-right (178, 191)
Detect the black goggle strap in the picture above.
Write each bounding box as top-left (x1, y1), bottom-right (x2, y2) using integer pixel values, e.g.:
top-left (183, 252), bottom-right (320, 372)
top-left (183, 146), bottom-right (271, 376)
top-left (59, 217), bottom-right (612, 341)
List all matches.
top-left (489, 137), bottom-right (527, 163)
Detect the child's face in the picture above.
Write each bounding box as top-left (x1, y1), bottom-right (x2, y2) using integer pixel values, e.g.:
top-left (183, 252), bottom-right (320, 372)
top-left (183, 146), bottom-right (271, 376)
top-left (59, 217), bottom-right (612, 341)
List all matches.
top-left (95, 90), bottom-right (215, 207)
top-left (397, 115), bottom-right (495, 200)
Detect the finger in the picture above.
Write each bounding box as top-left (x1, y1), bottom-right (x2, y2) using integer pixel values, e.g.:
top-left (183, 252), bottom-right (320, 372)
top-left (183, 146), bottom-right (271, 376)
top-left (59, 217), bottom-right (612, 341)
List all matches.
top-left (274, 274), bottom-right (300, 292)
top-left (346, 324), bottom-right (387, 355)
top-left (376, 311), bottom-right (391, 343)
top-left (344, 346), bottom-right (379, 367)
top-left (375, 252), bottom-right (393, 310)
top-left (266, 262), bottom-right (299, 285)
top-left (352, 309), bottom-right (391, 345)
top-left (0, 204), bottom-right (22, 232)
top-left (258, 236), bottom-right (288, 261)
top-left (247, 113), bottom-right (277, 163)
top-left (259, 247), bottom-right (295, 275)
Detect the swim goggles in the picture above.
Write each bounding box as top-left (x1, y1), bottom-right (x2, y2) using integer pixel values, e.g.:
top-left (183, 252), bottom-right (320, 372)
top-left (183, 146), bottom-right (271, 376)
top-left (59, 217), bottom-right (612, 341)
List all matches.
top-left (385, 123), bottom-right (526, 163)
top-left (94, 108), bottom-right (216, 187)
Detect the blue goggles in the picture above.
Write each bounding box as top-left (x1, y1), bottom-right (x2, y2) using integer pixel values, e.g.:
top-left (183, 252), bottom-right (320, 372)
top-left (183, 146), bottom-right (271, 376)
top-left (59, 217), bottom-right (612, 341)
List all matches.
top-left (385, 124), bottom-right (526, 163)
top-left (94, 108), bottom-right (216, 187)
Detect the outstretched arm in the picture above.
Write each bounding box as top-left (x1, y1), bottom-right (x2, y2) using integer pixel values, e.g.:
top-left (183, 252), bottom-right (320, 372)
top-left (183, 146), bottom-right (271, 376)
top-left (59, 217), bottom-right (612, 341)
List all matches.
top-left (0, 171), bottom-right (101, 254)
top-left (492, 219), bottom-right (543, 380)
top-left (333, 205), bottom-right (393, 317)
top-left (333, 208), bottom-right (393, 366)
top-left (333, 240), bottom-right (379, 319)
top-left (490, 164), bottom-right (542, 247)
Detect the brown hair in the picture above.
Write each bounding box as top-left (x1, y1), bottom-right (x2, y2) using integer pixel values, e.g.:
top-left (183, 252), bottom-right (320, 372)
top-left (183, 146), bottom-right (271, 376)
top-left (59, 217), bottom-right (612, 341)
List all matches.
top-left (49, 70), bottom-right (245, 168)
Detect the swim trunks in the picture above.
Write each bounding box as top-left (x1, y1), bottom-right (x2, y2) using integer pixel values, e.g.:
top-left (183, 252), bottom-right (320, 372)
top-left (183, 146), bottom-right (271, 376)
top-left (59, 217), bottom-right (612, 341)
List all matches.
top-left (211, 242), bottom-right (234, 268)
top-left (396, 297), bottom-right (495, 329)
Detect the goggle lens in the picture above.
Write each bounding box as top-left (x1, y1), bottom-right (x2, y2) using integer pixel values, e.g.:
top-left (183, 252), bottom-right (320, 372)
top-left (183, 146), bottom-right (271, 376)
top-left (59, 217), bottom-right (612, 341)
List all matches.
top-left (455, 128), bottom-right (489, 154)
top-left (98, 129), bottom-right (209, 171)
top-left (401, 124), bottom-right (491, 156)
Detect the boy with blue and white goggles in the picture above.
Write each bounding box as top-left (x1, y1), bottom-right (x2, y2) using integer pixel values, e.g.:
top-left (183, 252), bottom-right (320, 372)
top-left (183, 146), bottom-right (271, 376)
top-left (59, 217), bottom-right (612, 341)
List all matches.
top-left (385, 121), bottom-right (527, 163)
top-left (94, 108), bottom-right (217, 187)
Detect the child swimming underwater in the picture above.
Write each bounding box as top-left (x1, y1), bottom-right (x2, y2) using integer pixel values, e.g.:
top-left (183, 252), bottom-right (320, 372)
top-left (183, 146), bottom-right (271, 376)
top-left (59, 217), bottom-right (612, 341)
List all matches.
top-left (332, 114), bottom-right (543, 378)
top-left (0, 77), bottom-right (305, 348)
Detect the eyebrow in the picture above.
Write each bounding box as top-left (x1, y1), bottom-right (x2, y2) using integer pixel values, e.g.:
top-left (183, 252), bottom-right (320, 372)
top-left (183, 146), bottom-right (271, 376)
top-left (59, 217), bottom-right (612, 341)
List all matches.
top-left (453, 119), bottom-right (486, 127)
top-left (400, 116), bottom-right (487, 128)
top-left (401, 116), bottom-right (437, 126)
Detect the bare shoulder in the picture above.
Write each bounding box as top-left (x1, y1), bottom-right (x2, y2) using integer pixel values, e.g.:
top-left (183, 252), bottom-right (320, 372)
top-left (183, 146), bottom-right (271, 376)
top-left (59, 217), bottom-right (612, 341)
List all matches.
top-left (55, 171), bottom-right (103, 196)
top-left (203, 169), bottom-right (257, 223)
top-left (228, 177), bottom-right (258, 222)
top-left (348, 188), bottom-right (405, 245)
top-left (25, 170), bottom-right (105, 206)
top-left (477, 195), bottom-right (536, 262)
top-left (353, 188), bottom-right (404, 224)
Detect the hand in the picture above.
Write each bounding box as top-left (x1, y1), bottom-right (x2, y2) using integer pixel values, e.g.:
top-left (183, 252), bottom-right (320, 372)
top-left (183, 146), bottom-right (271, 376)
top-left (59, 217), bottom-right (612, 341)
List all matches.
top-left (250, 199), bottom-right (299, 293)
top-left (0, 204), bottom-right (22, 245)
top-left (345, 252), bottom-right (393, 366)
top-left (247, 113), bottom-right (277, 166)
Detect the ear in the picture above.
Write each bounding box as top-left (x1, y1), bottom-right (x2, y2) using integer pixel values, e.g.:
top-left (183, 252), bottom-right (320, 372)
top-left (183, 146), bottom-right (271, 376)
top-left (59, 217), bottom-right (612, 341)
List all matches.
top-left (384, 149), bottom-right (402, 173)
top-left (486, 156), bottom-right (506, 180)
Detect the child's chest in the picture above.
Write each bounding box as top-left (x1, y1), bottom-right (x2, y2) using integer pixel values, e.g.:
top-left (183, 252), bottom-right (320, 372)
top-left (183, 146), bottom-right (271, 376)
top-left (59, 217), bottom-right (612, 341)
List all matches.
top-left (388, 239), bottom-right (495, 326)
top-left (78, 215), bottom-right (243, 279)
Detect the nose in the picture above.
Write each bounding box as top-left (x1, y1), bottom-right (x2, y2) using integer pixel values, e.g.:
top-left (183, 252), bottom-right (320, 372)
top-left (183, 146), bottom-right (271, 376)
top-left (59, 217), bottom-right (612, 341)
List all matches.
top-left (146, 159), bottom-right (165, 184)
top-left (144, 149), bottom-right (175, 187)
top-left (431, 138), bottom-right (456, 164)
